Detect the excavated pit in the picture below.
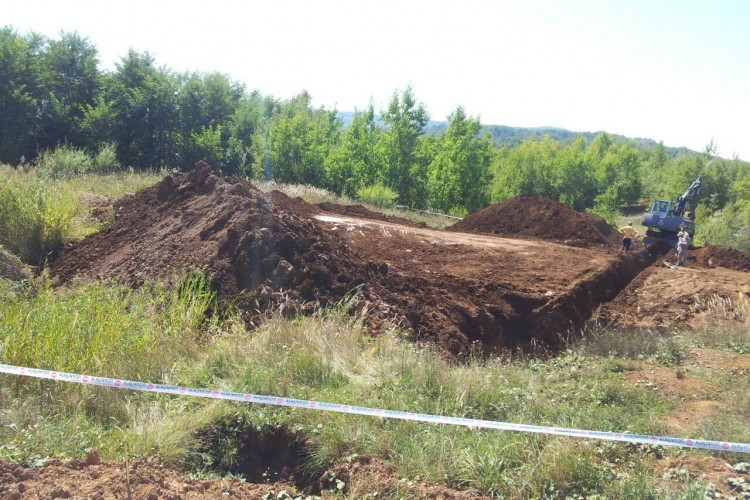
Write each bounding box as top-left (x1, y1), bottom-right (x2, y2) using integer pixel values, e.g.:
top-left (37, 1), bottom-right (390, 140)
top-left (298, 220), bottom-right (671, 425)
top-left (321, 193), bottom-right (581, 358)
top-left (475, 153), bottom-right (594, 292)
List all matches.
top-left (50, 163), bottom-right (661, 355)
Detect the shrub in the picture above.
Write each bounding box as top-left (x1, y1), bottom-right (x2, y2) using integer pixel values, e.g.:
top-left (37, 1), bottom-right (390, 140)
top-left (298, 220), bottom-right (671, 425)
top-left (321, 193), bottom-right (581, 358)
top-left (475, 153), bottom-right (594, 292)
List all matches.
top-left (92, 142), bottom-right (120, 173)
top-left (36, 145), bottom-right (94, 179)
top-left (0, 167), bottom-right (82, 264)
top-left (357, 183), bottom-right (398, 208)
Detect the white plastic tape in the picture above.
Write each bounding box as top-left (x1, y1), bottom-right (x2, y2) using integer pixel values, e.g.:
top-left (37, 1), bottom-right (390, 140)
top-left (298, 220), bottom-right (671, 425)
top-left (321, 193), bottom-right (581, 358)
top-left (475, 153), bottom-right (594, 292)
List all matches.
top-left (1, 362), bottom-right (748, 454)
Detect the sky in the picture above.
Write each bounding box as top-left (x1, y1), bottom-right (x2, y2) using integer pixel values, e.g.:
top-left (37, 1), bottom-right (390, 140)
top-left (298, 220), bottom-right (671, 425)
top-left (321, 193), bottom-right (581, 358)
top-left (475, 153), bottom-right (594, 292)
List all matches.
top-left (4, 0), bottom-right (750, 160)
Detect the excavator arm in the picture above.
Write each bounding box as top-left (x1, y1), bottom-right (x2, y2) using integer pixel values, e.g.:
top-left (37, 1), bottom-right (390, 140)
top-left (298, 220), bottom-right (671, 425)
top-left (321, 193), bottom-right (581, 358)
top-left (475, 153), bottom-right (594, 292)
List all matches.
top-left (673, 175), bottom-right (702, 219)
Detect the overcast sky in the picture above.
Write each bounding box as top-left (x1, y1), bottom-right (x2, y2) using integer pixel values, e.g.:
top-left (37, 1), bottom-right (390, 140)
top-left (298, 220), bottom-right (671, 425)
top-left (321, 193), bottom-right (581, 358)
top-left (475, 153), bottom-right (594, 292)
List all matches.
top-left (5, 0), bottom-right (749, 160)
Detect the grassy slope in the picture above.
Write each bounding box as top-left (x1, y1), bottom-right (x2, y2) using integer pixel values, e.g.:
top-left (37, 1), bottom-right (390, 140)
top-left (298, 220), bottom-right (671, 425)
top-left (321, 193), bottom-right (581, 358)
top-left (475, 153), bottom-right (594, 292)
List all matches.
top-left (1, 167), bottom-right (749, 498)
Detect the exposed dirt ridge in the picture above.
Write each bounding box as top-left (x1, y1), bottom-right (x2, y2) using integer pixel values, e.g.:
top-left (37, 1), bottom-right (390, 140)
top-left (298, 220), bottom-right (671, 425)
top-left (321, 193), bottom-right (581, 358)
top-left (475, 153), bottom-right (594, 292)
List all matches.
top-left (529, 248), bottom-right (658, 344)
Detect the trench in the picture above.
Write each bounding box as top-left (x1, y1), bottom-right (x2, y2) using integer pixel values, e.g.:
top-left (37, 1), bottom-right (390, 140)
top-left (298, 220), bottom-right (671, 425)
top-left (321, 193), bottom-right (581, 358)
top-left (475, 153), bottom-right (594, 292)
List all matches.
top-left (449, 245), bottom-right (666, 355)
top-left (525, 246), bottom-right (663, 349)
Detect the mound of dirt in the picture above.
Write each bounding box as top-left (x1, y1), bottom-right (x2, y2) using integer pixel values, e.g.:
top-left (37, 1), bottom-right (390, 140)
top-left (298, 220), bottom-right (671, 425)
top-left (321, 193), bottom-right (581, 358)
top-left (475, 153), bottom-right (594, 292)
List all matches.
top-left (448, 196), bottom-right (621, 248)
top-left (694, 245), bottom-right (750, 272)
top-left (50, 161), bottom-right (375, 325)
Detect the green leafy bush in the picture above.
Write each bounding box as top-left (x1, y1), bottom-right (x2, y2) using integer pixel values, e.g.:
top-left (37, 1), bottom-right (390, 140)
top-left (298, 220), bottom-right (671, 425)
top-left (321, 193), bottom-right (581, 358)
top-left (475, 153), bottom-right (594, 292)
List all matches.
top-left (696, 202), bottom-right (750, 252)
top-left (356, 183), bottom-right (398, 208)
top-left (0, 167), bottom-right (82, 264)
top-left (36, 145), bottom-right (94, 179)
top-left (92, 142), bottom-right (120, 172)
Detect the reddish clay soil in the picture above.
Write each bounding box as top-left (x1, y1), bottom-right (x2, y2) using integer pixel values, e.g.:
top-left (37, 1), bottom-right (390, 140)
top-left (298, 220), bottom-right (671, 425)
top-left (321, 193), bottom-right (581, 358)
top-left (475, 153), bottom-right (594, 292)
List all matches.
top-left (50, 164), bottom-right (650, 355)
top-left (593, 244), bottom-right (750, 330)
top-left (694, 244), bottom-right (750, 271)
top-left (0, 453), bottom-right (487, 500)
top-left (49, 164), bottom-right (750, 351)
top-left (448, 195), bottom-right (622, 249)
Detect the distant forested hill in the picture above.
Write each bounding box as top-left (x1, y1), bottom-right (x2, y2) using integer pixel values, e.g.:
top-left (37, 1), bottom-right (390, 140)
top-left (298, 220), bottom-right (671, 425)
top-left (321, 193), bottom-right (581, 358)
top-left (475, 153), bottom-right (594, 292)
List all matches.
top-left (338, 112), bottom-right (695, 157)
top-left (428, 122), bottom-right (695, 157)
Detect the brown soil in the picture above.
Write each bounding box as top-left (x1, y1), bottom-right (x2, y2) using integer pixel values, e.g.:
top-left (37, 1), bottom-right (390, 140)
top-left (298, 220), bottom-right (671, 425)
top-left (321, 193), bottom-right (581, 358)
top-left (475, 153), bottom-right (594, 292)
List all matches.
top-left (658, 455), bottom-right (745, 498)
top-left (448, 195), bottom-right (622, 249)
top-left (0, 453), bottom-right (487, 499)
top-left (322, 454), bottom-right (488, 498)
top-left (80, 193), bottom-right (115, 222)
top-left (0, 454), bottom-right (294, 499)
top-left (49, 164), bottom-right (652, 355)
top-left (50, 166), bottom-right (750, 351)
top-left (592, 263), bottom-right (750, 330)
top-left (624, 363), bottom-right (722, 435)
top-left (51, 162), bottom-right (370, 330)
top-left (694, 244), bottom-right (750, 272)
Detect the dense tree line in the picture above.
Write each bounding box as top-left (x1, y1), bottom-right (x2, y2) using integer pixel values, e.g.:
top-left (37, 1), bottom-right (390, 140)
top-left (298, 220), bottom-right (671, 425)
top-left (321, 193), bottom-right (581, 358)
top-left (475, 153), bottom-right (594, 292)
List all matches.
top-left (1, 27), bottom-right (749, 247)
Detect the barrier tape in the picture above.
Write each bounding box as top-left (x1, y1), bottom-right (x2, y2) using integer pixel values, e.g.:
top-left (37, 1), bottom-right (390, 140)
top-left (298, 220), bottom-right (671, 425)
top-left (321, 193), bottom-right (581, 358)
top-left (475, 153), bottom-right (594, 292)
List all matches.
top-left (2, 362), bottom-right (749, 454)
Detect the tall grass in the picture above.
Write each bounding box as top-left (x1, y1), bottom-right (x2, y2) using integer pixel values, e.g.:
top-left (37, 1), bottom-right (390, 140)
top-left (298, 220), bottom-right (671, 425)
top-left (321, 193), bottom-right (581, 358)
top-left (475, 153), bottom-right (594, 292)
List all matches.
top-left (60, 168), bottom-right (162, 198)
top-left (167, 307), bottom-right (673, 496)
top-left (0, 165), bottom-right (83, 264)
top-left (0, 272), bottom-right (214, 380)
top-left (36, 143), bottom-right (121, 179)
top-left (0, 163), bottom-right (162, 264)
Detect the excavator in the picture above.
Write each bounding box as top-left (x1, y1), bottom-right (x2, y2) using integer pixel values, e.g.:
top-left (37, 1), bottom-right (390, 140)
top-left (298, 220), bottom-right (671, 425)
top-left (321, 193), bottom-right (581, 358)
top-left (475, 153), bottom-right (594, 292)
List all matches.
top-left (642, 175), bottom-right (702, 247)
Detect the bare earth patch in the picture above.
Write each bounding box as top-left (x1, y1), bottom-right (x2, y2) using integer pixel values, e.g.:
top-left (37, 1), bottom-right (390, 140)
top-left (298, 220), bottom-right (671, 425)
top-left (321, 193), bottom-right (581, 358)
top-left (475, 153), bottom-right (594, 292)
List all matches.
top-left (625, 364), bottom-right (724, 434)
top-left (658, 455), bottom-right (743, 498)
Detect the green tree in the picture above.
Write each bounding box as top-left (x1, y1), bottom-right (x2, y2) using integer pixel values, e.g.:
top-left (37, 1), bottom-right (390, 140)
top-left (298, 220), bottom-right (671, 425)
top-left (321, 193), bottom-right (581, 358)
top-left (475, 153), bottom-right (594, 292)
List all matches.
top-left (325, 104), bottom-right (382, 196)
top-left (175, 72), bottom-right (245, 170)
top-left (0, 27), bottom-right (44, 164)
top-left (553, 136), bottom-right (597, 210)
top-left (427, 107), bottom-right (493, 213)
top-left (37, 31), bottom-right (100, 148)
top-left (225, 92), bottom-right (276, 177)
top-left (106, 50), bottom-right (180, 169)
top-left (380, 87), bottom-right (429, 206)
top-left (596, 143), bottom-right (643, 207)
top-left (267, 91), bottom-right (339, 186)
top-left (490, 136), bottom-right (559, 203)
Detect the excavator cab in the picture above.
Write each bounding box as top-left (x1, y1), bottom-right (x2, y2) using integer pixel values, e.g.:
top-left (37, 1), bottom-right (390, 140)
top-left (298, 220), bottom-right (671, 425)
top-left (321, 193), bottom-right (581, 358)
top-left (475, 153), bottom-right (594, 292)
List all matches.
top-left (650, 200), bottom-right (674, 217)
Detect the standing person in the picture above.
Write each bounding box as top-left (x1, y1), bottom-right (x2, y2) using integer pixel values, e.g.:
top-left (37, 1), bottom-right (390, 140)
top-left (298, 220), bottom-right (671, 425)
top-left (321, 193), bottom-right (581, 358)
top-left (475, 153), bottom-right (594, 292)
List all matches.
top-left (619, 222), bottom-right (638, 253)
top-left (676, 226), bottom-right (691, 266)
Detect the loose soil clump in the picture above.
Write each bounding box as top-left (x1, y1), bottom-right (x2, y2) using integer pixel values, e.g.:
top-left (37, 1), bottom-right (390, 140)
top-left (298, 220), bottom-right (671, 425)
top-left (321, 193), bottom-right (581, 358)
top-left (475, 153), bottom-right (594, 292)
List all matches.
top-left (449, 196), bottom-right (621, 249)
top-left (693, 245), bottom-right (750, 272)
top-left (0, 454), bottom-right (488, 499)
top-left (0, 455), bottom-right (296, 499)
